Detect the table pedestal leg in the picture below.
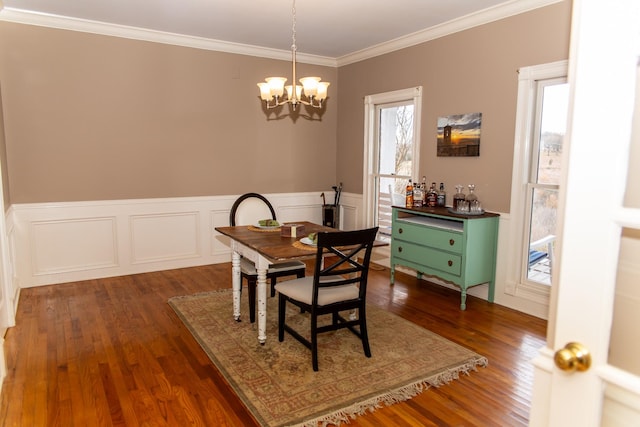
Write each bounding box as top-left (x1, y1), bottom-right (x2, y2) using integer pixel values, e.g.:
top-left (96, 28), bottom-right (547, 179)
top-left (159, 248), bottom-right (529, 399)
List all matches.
top-left (257, 267), bottom-right (267, 344)
top-left (232, 251), bottom-right (241, 321)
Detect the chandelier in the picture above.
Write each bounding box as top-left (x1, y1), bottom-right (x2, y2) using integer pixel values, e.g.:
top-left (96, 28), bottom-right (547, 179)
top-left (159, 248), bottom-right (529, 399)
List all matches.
top-left (257, 0), bottom-right (330, 111)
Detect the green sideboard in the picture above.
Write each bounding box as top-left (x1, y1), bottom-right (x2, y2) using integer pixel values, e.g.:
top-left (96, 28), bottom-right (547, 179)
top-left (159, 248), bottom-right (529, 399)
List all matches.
top-left (390, 206), bottom-right (500, 310)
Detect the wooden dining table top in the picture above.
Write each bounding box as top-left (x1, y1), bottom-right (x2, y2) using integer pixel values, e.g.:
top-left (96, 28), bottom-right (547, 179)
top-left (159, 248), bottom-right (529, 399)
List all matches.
top-left (214, 221), bottom-right (338, 262)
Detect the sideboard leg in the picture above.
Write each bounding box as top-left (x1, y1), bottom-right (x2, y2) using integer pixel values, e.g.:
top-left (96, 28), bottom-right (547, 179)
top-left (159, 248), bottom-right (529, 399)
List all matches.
top-left (460, 290), bottom-right (467, 311)
top-left (390, 265), bottom-right (395, 285)
top-left (488, 280), bottom-right (495, 303)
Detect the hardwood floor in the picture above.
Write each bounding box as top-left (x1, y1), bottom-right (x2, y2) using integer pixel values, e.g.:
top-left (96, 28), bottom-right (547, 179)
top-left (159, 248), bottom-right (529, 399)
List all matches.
top-left (0, 263), bottom-right (547, 426)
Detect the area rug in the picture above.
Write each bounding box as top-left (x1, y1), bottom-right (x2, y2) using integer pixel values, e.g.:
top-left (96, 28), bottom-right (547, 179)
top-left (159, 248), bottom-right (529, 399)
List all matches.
top-left (168, 289), bottom-right (487, 427)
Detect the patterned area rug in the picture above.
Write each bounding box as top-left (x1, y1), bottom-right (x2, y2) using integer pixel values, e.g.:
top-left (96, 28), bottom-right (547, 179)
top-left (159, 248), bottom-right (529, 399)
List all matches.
top-left (168, 289), bottom-right (487, 427)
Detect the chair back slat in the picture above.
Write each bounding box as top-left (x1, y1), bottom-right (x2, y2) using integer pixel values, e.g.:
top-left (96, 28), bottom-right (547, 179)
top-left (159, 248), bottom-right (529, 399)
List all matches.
top-left (312, 227), bottom-right (378, 303)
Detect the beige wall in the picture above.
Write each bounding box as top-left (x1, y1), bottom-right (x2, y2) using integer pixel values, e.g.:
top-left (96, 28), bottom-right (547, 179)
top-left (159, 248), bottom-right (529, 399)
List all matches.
top-left (0, 83), bottom-right (8, 210)
top-left (336, 1), bottom-right (572, 212)
top-left (0, 22), bottom-right (338, 204)
top-left (0, 2), bottom-right (572, 210)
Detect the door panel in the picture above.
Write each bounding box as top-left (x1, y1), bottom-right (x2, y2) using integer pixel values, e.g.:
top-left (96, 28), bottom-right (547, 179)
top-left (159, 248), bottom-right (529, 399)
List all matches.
top-left (529, 0), bottom-right (640, 425)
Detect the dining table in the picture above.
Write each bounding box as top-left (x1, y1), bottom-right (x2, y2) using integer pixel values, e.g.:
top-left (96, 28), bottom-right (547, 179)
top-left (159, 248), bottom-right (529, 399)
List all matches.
top-left (214, 221), bottom-right (338, 344)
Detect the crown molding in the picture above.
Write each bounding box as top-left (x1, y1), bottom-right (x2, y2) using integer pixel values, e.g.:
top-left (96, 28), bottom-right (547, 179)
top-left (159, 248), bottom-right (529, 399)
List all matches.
top-left (0, 7), bottom-right (337, 67)
top-left (0, 0), bottom-right (563, 68)
top-left (336, 0), bottom-right (564, 66)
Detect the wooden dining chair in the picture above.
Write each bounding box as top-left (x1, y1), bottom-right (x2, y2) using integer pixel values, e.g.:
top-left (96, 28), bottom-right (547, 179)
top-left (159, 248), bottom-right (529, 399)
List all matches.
top-left (275, 227), bottom-right (379, 371)
top-left (230, 193), bottom-right (306, 323)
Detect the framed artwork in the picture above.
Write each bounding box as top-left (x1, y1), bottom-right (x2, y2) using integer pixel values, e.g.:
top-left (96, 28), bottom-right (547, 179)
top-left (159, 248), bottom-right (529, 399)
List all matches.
top-left (437, 112), bottom-right (482, 157)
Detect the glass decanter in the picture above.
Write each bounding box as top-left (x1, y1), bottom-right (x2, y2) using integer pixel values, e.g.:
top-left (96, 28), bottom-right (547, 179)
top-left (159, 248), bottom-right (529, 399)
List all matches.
top-left (466, 184), bottom-right (478, 203)
top-left (453, 185), bottom-right (465, 210)
top-left (467, 184), bottom-right (482, 213)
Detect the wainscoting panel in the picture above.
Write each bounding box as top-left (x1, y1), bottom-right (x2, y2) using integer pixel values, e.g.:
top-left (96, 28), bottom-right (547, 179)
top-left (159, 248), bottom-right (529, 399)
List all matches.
top-left (130, 212), bottom-right (200, 264)
top-left (210, 209), bottom-right (232, 257)
top-left (340, 204), bottom-right (359, 231)
top-left (31, 217), bottom-right (118, 275)
top-left (10, 192), bottom-right (355, 288)
top-left (278, 204), bottom-right (323, 225)
top-left (6, 193), bottom-right (549, 320)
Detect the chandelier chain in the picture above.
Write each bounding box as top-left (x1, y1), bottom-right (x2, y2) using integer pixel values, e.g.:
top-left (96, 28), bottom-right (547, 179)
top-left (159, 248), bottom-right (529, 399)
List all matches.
top-left (291, 0), bottom-right (297, 52)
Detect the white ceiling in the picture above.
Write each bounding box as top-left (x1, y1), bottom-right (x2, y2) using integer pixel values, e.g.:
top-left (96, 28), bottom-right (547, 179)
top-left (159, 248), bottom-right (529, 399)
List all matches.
top-left (0, 0), bottom-right (560, 64)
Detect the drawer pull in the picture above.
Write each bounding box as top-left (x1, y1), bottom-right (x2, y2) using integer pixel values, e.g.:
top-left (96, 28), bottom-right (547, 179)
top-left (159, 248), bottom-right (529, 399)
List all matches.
top-left (399, 228), bottom-right (403, 234)
top-left (449, 239), bottom-right (455, 246)
top-left (398, 246), bottom-right (403, 253)
top-left (448, 260), bottom-right (453, 267)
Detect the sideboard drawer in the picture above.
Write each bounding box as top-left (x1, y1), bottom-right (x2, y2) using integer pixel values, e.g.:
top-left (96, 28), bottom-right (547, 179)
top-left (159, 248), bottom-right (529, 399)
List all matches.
top-left (393, 221), bottom-right (463, 254)
top-left (393, 240), bottom-right (462, 276)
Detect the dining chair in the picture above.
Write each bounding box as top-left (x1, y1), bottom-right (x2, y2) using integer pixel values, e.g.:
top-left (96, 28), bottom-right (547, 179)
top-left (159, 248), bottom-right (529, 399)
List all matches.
top-left (229, 193), bottom-right (306, 323)
top-left (275, 226), bottom-right (379, 371)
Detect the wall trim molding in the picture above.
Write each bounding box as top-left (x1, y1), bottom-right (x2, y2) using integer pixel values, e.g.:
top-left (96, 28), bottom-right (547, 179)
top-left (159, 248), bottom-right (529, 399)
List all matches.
top-left (338, 0), bottom-right (564, 66)
top-left (0, 0), bottom-right (563, 67)
top-left (8, 192), bottom-right (362, 288)
top-left (6, 193), bottom-right (549, 320)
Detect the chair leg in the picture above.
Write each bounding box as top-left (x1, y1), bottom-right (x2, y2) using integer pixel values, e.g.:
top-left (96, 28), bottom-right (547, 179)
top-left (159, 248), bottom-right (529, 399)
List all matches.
top-left (311, 313), bottom-right (319, 371)
top-left (332, 312), bottom-right (339, 325)
top-left (278, 295), bottom-right (286, 342)
top-left (248, 277), bottom-right (257, 323)
top-left (359, 306), bottom-right (372, 358)
top-left (270, 276), bottom-right (277, 298)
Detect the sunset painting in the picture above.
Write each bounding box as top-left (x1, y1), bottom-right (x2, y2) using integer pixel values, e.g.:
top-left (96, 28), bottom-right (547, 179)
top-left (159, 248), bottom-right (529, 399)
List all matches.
top-left (437, 112), bottom-right (482, 157)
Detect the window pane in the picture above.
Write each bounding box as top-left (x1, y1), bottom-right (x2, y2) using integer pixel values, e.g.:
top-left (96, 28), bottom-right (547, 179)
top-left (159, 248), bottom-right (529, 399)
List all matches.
top-left (527, 186), bottom-right (558, 285)
top-left (379, 105), bottom-right (414, 176)
top-left (537, 83), bottom-right (569, 185)
top-left (377, 176), bottom-right (407, 239)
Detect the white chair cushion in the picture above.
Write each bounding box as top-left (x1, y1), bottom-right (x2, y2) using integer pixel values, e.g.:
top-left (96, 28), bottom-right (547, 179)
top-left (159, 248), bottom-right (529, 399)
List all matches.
top-left (275, 276), bottom-right (359, 306)
top-left (240, 257), bottom-right (305, 276)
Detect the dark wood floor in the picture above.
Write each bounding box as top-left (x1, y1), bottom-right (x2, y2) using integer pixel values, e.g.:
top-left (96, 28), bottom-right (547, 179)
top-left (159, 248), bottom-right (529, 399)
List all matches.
top-left (0, 262), bottom-right (547, 426)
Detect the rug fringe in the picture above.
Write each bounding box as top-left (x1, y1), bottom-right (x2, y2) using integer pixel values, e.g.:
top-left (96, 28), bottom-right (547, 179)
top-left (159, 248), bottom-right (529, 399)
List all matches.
top-left (290, 356), bottom-right (488, 427)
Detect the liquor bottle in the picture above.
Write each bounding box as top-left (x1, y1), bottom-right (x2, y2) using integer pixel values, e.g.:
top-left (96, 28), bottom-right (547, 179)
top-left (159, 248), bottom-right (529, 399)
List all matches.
top-left (453, 185), bottom-right (465, 210)
top-left (420, 176), bottom-right (427, 206)
top-left (437, 183), bottom-right (446, 207)
top-left (405, 179), bottom-right (414, 208)
top-left (413, 179), bottom-right (423, 207)
top-left (427, 182), bottom-right (438, 207)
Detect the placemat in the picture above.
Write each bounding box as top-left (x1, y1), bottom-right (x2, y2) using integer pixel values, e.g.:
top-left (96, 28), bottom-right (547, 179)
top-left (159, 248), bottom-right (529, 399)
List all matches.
top-left (247, 225), bottom-right (281, 232)
top-left (292, 241), bottom-right (317, 251)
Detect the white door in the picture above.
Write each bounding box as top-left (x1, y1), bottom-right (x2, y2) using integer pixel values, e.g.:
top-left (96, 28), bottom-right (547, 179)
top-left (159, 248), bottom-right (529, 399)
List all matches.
top-left (529, 0), bottom-right (640, 425)
top-left (0, 84), bottom-right (14, 381)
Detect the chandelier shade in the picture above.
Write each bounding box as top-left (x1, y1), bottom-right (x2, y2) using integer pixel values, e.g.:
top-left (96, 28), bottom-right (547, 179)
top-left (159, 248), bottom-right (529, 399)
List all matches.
top-left (257, 0), bottom-right (330, 110)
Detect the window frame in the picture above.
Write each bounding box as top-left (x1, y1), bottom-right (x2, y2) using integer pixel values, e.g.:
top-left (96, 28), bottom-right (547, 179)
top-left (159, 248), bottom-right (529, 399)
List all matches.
top-left (363, 87), bottom-right (422, 229)
top-left (505, 61), bottom-right (568, 305)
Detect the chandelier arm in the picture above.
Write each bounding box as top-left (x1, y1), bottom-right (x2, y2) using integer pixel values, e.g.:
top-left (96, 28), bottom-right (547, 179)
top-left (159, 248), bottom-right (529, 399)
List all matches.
top-left (264, 96), bottom-right (323, 110)
top-left (257, 0), bottom-right (328, 112)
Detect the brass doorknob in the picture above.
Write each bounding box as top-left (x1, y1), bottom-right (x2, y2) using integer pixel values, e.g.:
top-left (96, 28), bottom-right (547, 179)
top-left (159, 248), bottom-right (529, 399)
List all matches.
top-left (554, 342), bottom-right (591, 372)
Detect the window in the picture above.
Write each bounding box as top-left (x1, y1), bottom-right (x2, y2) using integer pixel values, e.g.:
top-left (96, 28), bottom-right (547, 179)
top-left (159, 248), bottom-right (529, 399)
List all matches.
top-left (363, 87), bottom-right (422, 238)
top-left (525, 80), bottom-right (568, 285)
top-left (507, 61), bottom-right (568, 301)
